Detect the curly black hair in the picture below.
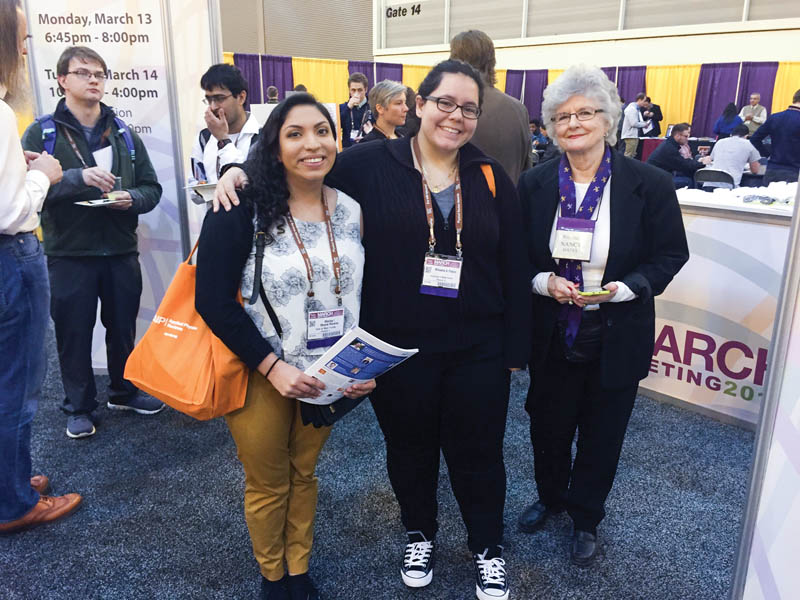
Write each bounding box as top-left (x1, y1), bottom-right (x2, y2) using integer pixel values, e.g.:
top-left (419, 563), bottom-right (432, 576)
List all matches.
top-left (240, 93), bottom-right (337, 243)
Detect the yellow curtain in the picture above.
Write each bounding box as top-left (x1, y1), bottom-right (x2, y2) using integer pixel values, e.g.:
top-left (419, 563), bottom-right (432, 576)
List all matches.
top-left (15, 106), bottom-right (34, 138)
top-left (222, 52), bottom-right (235, 66)
top-left (645, 64), bottom-right (702, 132)
top-left (771, 62), bottom-right (800, 115)
top-left (495, 69), bottom-right (507, 93)
top-left (548, 69), bottom-right (565, 85)
top-left (403, 64), bottom-right (431, 92)
top-left (291, 57), bottom-right (350, 104)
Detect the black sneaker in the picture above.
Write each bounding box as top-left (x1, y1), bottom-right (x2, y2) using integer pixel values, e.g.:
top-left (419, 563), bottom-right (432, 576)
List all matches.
top-left (287, 572), bottom-right (320, 600)
top-left (473, 545), bottom-right (509, 600)
top-left (261, 574), bottom-right (289, 600)
top-left (107, 393), bottom-right (165, 415)
top-left (401, 531), bottom-right (435, 588)
top-left (66, 414), bottom-right (96, 439)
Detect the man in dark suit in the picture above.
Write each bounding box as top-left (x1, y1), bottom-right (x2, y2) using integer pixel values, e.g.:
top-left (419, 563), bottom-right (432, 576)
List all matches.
top-left (640, 97), bottom-right (663, 137)
top-left (646, 123), bottom-right (711, 188)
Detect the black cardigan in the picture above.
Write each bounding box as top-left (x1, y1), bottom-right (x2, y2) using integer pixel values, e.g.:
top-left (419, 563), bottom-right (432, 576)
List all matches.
top-left (518, 150), bottom-right (689, 387)
top-left (327, 137), bottom-right (531, 368)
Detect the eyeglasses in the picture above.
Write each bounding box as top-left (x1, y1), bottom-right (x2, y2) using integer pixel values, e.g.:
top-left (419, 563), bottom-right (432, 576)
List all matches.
top-left (424, 96), bottom-right (481, 120)
top-left (203, 94), bottom-right (232, 105)
top-left (551, 108), bottom-right (604, 125)
top-left (68, 70), bottom-right (107, 81)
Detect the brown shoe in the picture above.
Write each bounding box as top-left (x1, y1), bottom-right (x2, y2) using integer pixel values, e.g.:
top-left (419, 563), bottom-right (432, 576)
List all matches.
top-left (0, 494), bottom-right (82, 534)
top-left (30, 475), bottom-right (50, 494)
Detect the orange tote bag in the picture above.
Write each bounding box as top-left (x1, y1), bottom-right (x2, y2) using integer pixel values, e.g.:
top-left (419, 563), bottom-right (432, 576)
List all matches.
top-left (124, 242), bottom-right (248, 420)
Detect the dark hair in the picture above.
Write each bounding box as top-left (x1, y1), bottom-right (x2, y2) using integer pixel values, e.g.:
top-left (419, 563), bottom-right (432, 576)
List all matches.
top-left (348, 72), bottom-right (368, 88)
top-left (449, 30), bottom-right (496, 86)
top-left (293, 84), bottom-right (307, 92)
top-left (417, 60), bottom-right (485, 107)
top-left (56, 46), bottom-right (108, 89)
top-left (635, 92), bottom-right (647, 101)
top-left (241, 93), bottom-right (337, 241)
top-left (403, 85), bottom-right (420, 136)
top-left (672, 122), bottom-right (691, 136)
top-left (0, 0), bottom-right (22, 93)
top-left (266, 85), bottom-right (278, 98)
top-left (731, 124), bottom-right (750, 137)
top-left (794, 88), bottom-right (800, 104)
top-left (721, 102), bottom-right (737, 120)
top-left (530, 118), bottom-right (541, 127)
top-left (200, 63), bottom-right (248, 99)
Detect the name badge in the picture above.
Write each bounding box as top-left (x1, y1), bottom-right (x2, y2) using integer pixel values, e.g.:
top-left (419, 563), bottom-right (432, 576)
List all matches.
top-left (420, 253), bottom-right (462, 298)
top-left (552, 217), bottom-right (595, 262)
top-left (307, 308), bottom-right (345, 349)
top-left (350, 129), bottom-right (360, 141)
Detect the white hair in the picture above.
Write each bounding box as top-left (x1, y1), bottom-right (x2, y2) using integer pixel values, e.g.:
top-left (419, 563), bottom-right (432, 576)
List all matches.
top-left (541, 64), bottom-right (622, 148)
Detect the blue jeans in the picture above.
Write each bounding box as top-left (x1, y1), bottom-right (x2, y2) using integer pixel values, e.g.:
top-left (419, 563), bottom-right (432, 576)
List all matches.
top-left (0, 233), bottom-right (50, 522)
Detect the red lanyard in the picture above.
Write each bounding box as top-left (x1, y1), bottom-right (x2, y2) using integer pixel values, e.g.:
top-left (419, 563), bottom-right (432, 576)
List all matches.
top-left (285, 189), bottom-right (342, 305)
top-left (412, 137), bottom-right (463, 258)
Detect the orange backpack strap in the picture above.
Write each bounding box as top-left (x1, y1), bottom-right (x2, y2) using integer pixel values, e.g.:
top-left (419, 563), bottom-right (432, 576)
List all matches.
top-left (480, 163), bottom-right (496, 198)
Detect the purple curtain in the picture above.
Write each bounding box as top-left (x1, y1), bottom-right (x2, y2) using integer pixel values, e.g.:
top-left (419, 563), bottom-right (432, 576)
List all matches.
top-left (260, 55), bottom-right (293, 101)
top-left (691, 63), bottom-right (740, 137)
top-left (616, 66), bottom-right (647, 105)
top-left (348, 61), bottom-right (374, 89)
top-left (233, 53), bottom-right (262, 107)
top-left (376, 62), bottom-right (403, 86)
top-left (736, 62), bottom-right (779, 114)
top-left (522, 69), bottom-right (548, 122)
top-left (505, 70), bottom-right (524, 100)
top-left (601, 66), bottom-right (617, 84)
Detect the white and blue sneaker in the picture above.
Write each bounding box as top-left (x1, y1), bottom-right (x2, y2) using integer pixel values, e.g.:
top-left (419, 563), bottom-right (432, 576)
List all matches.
top-left (473, 545), bottom-right (509, 600)
top-left (107, 393), bottom-right (164, 415)
top-left (401, 531), bottom-right (435, 588)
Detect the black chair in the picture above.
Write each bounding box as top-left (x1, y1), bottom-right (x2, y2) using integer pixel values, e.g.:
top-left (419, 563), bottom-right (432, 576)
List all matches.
top-left (695, 168), bottom-right (735, 190)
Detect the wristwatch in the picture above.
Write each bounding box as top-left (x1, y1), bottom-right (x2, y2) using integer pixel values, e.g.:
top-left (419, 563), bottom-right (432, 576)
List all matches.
top-left (217, 138), bottom-right (232, 150)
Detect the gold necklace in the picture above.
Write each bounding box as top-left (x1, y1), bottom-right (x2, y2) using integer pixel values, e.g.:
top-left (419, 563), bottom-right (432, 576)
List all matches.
top-left (420, 160), bottom-right (458, 193)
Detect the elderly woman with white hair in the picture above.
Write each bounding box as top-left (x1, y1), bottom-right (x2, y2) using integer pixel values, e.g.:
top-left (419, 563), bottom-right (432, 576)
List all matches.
top-left (516, 65), bottom-right (689, 566)
top-left (358, 79), bottom-right (408, 143)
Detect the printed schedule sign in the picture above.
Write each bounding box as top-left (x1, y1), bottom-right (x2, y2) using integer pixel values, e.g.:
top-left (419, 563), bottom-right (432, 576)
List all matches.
top-left (24, 0), bottom-right (185, 369)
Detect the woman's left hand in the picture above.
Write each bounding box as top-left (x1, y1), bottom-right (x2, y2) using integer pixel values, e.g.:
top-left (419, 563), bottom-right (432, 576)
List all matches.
top-left (343, 379), bottom-right (376, 399)
top-left (574, 282), bottom-right (618, 308)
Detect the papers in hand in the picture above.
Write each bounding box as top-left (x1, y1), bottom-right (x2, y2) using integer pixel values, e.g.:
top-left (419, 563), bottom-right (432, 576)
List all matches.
top-left (185, 182), bottom-right (217, 205)
top-left (300, 327), bottom-right (418, 405)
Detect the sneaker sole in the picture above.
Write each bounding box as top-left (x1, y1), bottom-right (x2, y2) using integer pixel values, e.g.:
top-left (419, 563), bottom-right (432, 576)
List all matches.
top-left (106, 401), bottom-right (165, 415)
top-left (476, 585), bottom-right (509, 600)
top-left (66, 425), bottom-right (96, 439)
top-left (401, 569), bottom-right (433, 588)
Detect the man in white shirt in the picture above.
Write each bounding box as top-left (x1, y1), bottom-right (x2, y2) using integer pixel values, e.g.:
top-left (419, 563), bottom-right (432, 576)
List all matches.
top-left (621, 93), bottom-right (650, 158)
top-left (738, 92), bottom-right (767, 136)
top-left (706, 124), bottom-right (761, 187)
top-left (190, 64), bottom-right (260, 183)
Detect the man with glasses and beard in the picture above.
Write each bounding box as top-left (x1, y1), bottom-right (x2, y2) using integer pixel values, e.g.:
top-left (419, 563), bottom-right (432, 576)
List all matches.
top-left (22, 46), bottom-right (163, 440)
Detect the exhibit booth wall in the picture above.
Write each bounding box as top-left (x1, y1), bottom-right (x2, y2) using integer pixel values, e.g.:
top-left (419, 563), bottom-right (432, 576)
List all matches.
top-left (21, 0), bottom-right (222, 369)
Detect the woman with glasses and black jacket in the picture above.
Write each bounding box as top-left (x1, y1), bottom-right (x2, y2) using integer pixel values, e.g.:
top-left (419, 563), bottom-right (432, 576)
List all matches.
top-left (214, 60), bottom-right (530, 600)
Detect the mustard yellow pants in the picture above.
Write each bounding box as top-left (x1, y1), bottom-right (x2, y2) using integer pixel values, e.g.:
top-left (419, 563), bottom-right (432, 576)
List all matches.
top-left (225, 374), bottom-right (331, 581)
top-left (624, 138), bottom-right (639, 158)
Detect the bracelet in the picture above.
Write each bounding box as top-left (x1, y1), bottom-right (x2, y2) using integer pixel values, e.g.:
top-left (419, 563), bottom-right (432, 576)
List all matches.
top-left (264, 356), bottom-right (281, 379)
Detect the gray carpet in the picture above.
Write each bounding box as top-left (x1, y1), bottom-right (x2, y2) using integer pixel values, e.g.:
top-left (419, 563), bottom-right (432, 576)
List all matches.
top-left (1, 326), bottom-right (755, 599)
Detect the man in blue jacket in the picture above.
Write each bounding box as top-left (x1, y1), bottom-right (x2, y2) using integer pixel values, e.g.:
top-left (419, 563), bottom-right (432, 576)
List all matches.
top-left (750, 89), bottom-right (800, 184)
top-left (22, 46), bottom-right (163, 439)
top-left (339, 72), bottom-right (369, 148)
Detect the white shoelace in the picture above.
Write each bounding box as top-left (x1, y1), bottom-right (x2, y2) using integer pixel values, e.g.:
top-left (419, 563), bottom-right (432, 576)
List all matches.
top-left (404, 541), bottom-right (433, 570)
top-left (476, 553), bottom-right (506, 586)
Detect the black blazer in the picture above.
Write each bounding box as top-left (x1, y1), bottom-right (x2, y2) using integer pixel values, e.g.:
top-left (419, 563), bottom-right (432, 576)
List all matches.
top-left (517, 150), bottom-right (689, 388)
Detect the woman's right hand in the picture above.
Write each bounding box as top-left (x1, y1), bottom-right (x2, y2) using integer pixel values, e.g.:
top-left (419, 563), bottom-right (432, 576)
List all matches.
top-left (29, 151), bottom-right (63, 185)
top-left (213, 167), bottom-right (248, 213)
top-left (265, 358), bottom-right (326, 399)
top-left (547, 274), bottom-right (579, 304)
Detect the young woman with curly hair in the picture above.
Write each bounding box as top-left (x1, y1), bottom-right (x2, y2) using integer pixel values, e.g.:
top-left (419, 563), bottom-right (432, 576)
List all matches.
top-left (195, 93), bottom-right (375, 600)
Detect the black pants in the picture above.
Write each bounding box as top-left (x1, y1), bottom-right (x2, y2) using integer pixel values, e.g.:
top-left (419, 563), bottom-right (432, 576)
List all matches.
top-left (47, 254), bottom-right (142, 415)
top-left (763, 166), bottom-right (799, 185)
top-left (370, 336), bottom-right (510, 553)
top-left (526, 343), bottom-right (637, 533)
